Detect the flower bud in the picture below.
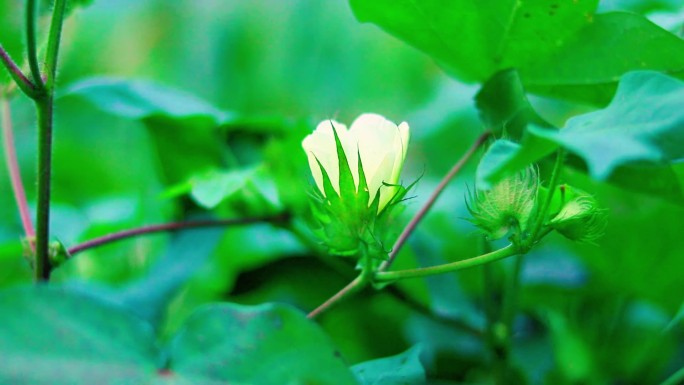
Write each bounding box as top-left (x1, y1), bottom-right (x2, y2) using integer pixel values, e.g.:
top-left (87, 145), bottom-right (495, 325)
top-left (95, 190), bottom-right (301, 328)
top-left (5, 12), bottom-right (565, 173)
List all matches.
top-left (467, 167), bottom-right (538, 241)
top-left (302, 113), bottom-right (411, 258)
top-left (549, 194), bottom-right (606, 243)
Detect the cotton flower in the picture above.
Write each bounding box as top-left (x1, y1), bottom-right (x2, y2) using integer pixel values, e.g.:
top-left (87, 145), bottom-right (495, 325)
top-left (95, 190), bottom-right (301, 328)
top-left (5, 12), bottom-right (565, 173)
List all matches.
top-left (302, 113), bottom-right (410, 213)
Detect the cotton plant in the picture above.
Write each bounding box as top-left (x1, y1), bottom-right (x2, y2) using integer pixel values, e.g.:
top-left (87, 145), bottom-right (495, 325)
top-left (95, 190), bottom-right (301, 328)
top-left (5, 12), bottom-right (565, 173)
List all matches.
top-left (301, 113), bottom-right (413, 265)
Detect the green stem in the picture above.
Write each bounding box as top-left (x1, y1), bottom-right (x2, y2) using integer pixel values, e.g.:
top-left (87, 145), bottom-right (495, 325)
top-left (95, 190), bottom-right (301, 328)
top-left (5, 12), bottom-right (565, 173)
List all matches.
top-left (44, 0), bottom-right (67, 90)
top-left (375, 244), bottom-right (518, 283)
top-left (34, 96), bottom-right (52, 281)
top-left (25, 0), bottom-right (44, 89)
top-left (527, 149), bottom-right (565, 247)
top-left (661, 366), bottom-right (684, 385)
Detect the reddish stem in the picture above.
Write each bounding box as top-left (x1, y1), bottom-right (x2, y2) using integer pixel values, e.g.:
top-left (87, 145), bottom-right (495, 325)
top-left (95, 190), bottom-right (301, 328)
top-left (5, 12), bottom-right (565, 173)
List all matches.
top-left (380, 131), bottom-right (491, 271)
top-left (1, 98), bottom-right (35, 252)
top-left (67, 213), bottom-right (289, 256)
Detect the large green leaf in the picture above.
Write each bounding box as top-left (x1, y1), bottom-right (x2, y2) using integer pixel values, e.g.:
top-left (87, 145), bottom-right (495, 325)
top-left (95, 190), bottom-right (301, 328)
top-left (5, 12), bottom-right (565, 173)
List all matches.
top-left (64, 78), bottom-right (230, 124)
top-left (352, 345), bottom-right (425, 385)
top-left (530, 71), bottom-right (684, 180)
top-left (0, 285), bottom-right (157, 385)
top-left (349, 0), bottom-right (684, 103)
top-left (168, 303), bottom-right (359, 385)
top-left (475, 68), bottom-right (551, 139)
top-left (65, 78), bottom-right (232, 184)
top-left (0, 286), bottom-right (360, 385)
top-left (476, 71), bottom-right (684, 200)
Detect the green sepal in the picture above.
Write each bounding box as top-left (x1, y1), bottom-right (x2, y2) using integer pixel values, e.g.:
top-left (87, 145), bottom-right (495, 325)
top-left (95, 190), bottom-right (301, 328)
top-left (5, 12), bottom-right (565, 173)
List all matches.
top-left (356, 151), bottom-right (371, 217)
top-left (331, 121), bottom-right (357, 200)
top-left (314, 156), bottom-right (341, 206)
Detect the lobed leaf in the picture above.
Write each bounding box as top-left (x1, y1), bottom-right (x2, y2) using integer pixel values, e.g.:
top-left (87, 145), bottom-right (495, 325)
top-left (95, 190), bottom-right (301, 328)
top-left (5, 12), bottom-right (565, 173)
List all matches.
top-left (349, 0), bottom-right (684, 104)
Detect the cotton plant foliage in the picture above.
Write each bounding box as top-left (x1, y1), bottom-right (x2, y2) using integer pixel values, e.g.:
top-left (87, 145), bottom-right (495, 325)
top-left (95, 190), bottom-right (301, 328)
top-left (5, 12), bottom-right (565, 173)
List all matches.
top-left (302, 113), bottom-right (412, 260)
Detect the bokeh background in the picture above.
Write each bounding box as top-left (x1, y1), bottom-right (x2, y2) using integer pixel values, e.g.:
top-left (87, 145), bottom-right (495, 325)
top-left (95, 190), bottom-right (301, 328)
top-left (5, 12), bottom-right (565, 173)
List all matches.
top-left (1, 1), bottom-right (684, 383)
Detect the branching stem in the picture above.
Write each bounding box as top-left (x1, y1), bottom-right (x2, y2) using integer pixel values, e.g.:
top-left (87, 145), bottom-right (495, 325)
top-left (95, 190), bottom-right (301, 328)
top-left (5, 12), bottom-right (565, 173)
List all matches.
top-left (0, 45), bottom-right (39, 98)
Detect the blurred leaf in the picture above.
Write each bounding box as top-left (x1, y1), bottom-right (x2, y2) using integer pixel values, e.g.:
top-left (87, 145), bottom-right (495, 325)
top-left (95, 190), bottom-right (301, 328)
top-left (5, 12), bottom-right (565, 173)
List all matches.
top-left (598, 0), bottom-right (683, 14)
top-left (65, 226), bottom-right (224, 326)
top-left (0, 241), bottom-right (31, 287)
top-left (545, 311), bottom-right (595, 384)
top-left (476, 138), bottom-right (555, 189)
top-left (65, 78), bottom-right (232, 184)
top-left (64, 78), bottom-right (230, 124)
top-left (168, 303), bottom-right (359, 385)
top-left (477, 71), bottom-right (684, 199)
top-left (0, 1), bottom-right (24, 88)
top-left (0, 285), bottom-right (156, 384)
top-left (41, 0), bottom-right (94, 15)
top-left (0, 286), bottom-right (359, 385)
top-left (188, 168), bottom-right (255, 209)
top-left (349, 0), bottom-right (684, 104)
top-left (352, 345), bottom-right (425, 385)
top-left (529, 71), bottom-right (684, 180)
top-left (475, 69), bottom-right (550, 139)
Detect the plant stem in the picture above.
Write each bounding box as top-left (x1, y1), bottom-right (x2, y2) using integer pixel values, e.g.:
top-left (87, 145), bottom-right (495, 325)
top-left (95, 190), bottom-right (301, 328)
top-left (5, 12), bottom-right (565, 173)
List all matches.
top-left (1, 98), bottom-right (35, 252)
top-left (375, 244), bottom-right (518, 283)
top-left (307, 275), bottom-right (368, 319)
top-left (307, 242), bottom-right (377, 319)
top-left (67, 213), bottom-right (289, 255)
top-left (29, 0), bottom-right (67, 281)
top-left (44, 0), bottom-right (67, 90)
top-left (25, 0), bottom-right (44, 89)
top-left (379, 131), bottom-right (491, 271)
top-left (0, 45), bottom-right (39, 98)
top-left (527, 149), bottom-right (564, 246)
top-left (34, 96), bottom-right (53, 281)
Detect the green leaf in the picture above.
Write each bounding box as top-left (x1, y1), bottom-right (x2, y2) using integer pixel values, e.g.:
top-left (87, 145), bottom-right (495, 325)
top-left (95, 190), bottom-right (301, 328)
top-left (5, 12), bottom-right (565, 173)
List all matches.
top-left (65, 78), bottom-right (232, 185)
top-left (352, 345), bottom-right (425, 385)
top-left (0, 285), bottom-right (157, 384)
top-left (188, 168), bottom-right (254, 209)
top-left (64, 78), bottom-right (230, 124)
top-left (349, 1), bottom-right (684, 104)
top-left (529, 71), bottom-right (684, 180)
top-left (168, 303), bottom-right (359, 385)
top-left (475, 68), bottom-right (551, 139)
top-left (476, 138), bottom-right (556, 189)
top-left (598, 0), bottom-right (683, 14)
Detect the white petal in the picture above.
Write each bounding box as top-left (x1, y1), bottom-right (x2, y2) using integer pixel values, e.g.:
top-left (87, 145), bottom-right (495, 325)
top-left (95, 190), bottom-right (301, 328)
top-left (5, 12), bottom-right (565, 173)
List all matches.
top-left (389, 121), bottom-right (410, 186)
top-left (349, 114), bottom-right (400, 192)
top-left (302, 119), bottom-right (358, 196)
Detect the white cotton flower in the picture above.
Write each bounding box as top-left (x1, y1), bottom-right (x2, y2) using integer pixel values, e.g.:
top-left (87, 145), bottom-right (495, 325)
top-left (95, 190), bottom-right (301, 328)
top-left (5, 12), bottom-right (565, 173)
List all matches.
top-left (302, 113), bottom-right (410, 212)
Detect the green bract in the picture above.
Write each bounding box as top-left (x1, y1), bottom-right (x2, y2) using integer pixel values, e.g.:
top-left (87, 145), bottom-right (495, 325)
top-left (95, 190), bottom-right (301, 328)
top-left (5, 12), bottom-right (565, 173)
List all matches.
top-left (302, 114), bottom-right (411, 259)
top-left (467, 167), bottom-right (539, 242)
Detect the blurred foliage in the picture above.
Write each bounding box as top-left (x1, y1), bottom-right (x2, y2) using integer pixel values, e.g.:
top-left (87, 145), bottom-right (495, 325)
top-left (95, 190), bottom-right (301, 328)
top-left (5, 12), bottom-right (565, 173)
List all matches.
top-left (0, 0), bottom-right (683, 384)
